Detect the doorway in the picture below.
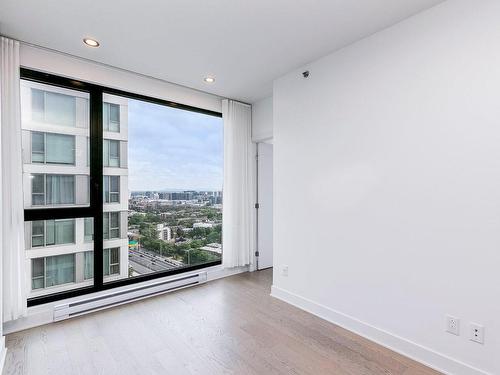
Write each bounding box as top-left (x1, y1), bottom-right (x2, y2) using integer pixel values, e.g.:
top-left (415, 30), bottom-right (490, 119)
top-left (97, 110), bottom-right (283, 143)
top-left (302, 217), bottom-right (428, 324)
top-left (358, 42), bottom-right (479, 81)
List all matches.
top-left (257, 142), bottom-right (273, 270)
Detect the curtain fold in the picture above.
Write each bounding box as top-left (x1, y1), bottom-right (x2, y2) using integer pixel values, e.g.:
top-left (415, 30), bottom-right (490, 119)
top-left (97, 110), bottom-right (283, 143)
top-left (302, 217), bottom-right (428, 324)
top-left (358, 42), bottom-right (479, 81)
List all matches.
top-left (1, 36), bottom-right (27, 322)
top-left (222, 99), bottom-right (255, 268)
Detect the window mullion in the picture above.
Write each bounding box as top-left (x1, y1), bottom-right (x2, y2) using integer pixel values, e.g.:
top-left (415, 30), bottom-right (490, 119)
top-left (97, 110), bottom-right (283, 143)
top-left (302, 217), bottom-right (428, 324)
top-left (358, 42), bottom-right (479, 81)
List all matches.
top-left (90, 88), bottom-right (104, 289)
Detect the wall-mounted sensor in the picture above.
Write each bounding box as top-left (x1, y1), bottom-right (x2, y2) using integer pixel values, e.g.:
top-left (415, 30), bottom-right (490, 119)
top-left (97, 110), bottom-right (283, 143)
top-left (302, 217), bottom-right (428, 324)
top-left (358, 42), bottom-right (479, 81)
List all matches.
top-left (302, 70), bottom-right (310, 78)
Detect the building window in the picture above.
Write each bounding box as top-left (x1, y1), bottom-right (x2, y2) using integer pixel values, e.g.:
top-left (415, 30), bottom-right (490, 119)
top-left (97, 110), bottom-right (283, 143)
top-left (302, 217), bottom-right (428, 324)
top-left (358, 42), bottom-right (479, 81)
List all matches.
top-left (104, 176), bottom-right (120, 203)
top-left (31, 174), bottom-right (75, 206)
top-left (84, 213), bottom-right (120, 241)
top-left (103, 103), bottom-right (120, 132)
top-left (84, 218), bottom-right (94, 242)
top-left (106, 248), bottom-right (120, 275)
top-left (103, 139), bottom-right (120, 167)
top-left (84, 251), bottom-right (93, 280)
top-left (31, 258), bottom-right (45, 290)
top-left (31, 88), bottom-right (76, 127)
top-left (31, 219), bottom-right (75, 247)
top-left (103, 211), bottom-right (120, 240)
top-left (31, 254), bottom-right (75, 290)
top-left (31, 132), bottom-right (75, 165)
top-left (84, 248), bottom-right (120, 280)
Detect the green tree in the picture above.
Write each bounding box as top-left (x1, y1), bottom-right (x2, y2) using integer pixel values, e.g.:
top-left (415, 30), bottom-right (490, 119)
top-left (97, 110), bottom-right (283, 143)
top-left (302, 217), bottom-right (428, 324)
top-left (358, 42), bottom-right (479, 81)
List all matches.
top-left (183, 249), bottom-right (218, 265)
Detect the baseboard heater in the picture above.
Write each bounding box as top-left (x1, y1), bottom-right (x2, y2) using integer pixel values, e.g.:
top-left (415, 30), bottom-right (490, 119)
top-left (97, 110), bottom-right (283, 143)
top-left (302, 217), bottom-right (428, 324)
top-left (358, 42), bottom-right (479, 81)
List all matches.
top-left (53, 271), bottom-right (208, 321)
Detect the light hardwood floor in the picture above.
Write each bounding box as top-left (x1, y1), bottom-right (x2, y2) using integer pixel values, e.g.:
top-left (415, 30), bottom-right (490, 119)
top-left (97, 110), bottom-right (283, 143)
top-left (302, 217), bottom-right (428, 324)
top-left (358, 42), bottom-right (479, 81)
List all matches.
top-left (3, 270), bottom-right (441, 375)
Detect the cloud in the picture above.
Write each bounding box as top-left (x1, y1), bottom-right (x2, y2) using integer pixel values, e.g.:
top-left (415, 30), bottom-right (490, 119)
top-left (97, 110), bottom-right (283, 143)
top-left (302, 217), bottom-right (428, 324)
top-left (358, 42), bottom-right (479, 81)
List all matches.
top-left (127, 99), bottom-right (223, 191)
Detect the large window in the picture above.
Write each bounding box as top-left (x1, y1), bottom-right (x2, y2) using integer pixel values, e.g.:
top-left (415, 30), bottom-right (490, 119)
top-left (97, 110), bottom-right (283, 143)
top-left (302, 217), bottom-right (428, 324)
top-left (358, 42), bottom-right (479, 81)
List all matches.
top-left (103, 139), bottom-right (120, 167)
top-left (84, 248), bottom-right (120, 280)
top-left (31, 254), bottom-right (76, 290)
top-left (104, 176), bottom-right (120, 203)
top-left (22, 69), bottom-right (222, 306)
top-left (32, 88), bottom-right (76, 127)
top-left (115, 94), bottom-right (223, 281)
top-left (31, 174), bottom-right (76, 206)
top-left (31, 219), bottom-right (75, 248)
top-left (103, 211), bottom-right (121, 240)
top-left (31, 132), bottom-right (75, 164)
top-left (103, 103), bottom-right (120, 132)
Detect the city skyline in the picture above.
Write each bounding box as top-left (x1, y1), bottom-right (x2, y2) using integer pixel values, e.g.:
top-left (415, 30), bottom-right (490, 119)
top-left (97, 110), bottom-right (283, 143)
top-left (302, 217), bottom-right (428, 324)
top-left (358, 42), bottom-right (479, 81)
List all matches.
top-left (128, 99), bottom-right (224, 192)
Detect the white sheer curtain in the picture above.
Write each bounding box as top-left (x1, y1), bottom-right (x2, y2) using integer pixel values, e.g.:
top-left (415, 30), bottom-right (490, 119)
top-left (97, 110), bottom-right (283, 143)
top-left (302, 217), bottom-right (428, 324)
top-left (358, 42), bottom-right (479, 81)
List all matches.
top-left (222, 99), bottom-right (256, 268)
top-left (1, 36), bottom-right (27, 322)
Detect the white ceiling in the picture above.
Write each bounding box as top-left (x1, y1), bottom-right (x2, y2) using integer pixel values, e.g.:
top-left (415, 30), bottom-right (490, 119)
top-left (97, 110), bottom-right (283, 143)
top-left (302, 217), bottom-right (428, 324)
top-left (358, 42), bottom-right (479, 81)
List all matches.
top-left (0, 0), bottom-right (444, 103)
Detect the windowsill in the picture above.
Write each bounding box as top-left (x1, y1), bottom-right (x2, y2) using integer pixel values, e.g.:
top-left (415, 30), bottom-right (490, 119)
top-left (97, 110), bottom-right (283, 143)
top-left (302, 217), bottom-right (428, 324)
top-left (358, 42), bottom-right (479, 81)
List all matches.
top-left (3, 264), bottom-right (249, 335)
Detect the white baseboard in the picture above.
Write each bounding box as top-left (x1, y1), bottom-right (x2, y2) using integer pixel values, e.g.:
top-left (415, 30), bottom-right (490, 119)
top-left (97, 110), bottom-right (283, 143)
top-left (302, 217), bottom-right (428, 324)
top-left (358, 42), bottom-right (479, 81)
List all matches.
top-left (207, 265), bottom-right (249, 281)
top-left (270, 285), bottom-right (489, 375)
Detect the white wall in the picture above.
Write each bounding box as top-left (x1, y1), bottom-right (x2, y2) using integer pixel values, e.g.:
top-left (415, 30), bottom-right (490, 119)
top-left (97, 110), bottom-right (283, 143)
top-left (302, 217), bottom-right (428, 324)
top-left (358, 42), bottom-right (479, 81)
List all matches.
top-left (251, 96), bottom-right (273, 142)
top-left (20, 44), bottom-right (222, 114)
top-left (0, 200), bottom-right (5, 375)
top-left (272, 1), bottom-right (500, 374)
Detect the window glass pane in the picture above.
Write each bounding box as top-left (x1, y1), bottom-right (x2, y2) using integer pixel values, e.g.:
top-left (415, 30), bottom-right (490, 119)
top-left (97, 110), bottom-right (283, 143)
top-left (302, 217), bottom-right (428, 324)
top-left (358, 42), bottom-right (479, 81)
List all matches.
top-left (31, 258), bottom-right (45, 290)
top-left (31, 221), bottom-right (45, 236)
top-left (84, 248), bottom-right (119, 280)
top-left (31, 132), bottom-right (45, 163)
top-left (31, 277), bottom-right (45, 290)
top-left (46, 175), bottom-right (75, 205)
top-left (109, 212), bottom-right (120, 239)
top-left (31, 89), bottom-right (45, 122)
top-left (32, 174), bottom-right (44, 193)
top-left (103, 103), bottom-right (109, 131)
top-left (109, 141), bottom-right (119, 157)
top-left (31, 221), bottom-right (45, 247)
top-left (104, 93), bottom-right (222, 283)
top-left (22, 81), bottom-right (90, 210)
top-left (103, 103), bottom-right (121, 133)
top-left (31, 236), bottom-right (44, 247)
top-left (45, 220), bottom-right (55, 246)
top-left (46, 133), bottom-right (75, 164)
top-left (44, 91), bottom-right (76, 127)
top-left (31, 258), bottom-right (45, 278)
top-left (109, 248), bottom-right (120, 275)
top-left (45, 254), bottom-right (75, 287)
top-left (109, 140), bottom-right (120, 167)
top-left (103, 139), bottom-right (110, 166)
top-left (109, 104), bottom-right (120, 124)
top-left (103, 213), bottom-right (110, 240)
top-left (31, 174), bottom-right (45, 207)
top-left (104, 176), bottom-right (110, 203)
top-left (103, 249), bottom-right (110, 276)
top-left (55, 219), bottom-right (75, 244)
top-left (109, 104), bottom-right (120, 132)
top-left (107, 176), bottom-right (120, 203)
top-left (110, 176), bottom-right (119, 192)
top-left (84, 218), bottom-right (94, 242)
top-left (26, 218), bottom-right (93, 296)
top-left (84, 251), bottom-right (94, 280)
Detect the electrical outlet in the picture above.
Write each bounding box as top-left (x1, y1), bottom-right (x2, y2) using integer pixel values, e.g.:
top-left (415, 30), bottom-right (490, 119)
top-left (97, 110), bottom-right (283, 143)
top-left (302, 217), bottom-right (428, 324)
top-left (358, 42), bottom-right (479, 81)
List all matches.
top-left (446, 315), bottom-right (460, 336)
top-left (281, 265), bottom-right (289, 277)
top-left (470, 323), bottom-right (484, 344)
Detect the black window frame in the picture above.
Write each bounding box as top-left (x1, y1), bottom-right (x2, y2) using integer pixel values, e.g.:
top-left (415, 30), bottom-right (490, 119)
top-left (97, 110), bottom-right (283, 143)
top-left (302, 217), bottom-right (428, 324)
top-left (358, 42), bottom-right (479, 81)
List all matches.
top-left (22, 68), bottom-right (223, 307)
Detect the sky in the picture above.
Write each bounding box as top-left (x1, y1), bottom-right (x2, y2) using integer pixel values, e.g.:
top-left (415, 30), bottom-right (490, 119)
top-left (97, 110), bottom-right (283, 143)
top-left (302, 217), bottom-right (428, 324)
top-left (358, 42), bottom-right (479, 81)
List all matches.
top-left (128, 99), bottom-right (223, 192)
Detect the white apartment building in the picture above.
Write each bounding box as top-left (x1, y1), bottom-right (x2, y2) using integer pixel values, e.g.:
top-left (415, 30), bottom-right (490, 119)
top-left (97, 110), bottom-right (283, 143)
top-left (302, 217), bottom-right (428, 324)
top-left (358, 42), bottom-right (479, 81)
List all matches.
top-left (156, 223), bottom-right (171, 242)
top-left (20, 81), bottom-right (129, 298)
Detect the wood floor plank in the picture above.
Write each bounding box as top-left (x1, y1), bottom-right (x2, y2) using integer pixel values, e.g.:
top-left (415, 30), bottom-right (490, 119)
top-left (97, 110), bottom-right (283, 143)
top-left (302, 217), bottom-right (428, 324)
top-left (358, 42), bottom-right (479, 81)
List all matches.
top-left (3, 270), bottom-right (441, 375)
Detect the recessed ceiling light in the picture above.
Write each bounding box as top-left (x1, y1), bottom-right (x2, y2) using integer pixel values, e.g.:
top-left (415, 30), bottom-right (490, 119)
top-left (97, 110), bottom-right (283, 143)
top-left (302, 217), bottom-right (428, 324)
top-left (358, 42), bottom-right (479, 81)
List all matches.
top-left (204, 77), bottom-right (215, 84)
top-left (83, 38), bottom-right (100, 47)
